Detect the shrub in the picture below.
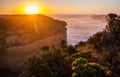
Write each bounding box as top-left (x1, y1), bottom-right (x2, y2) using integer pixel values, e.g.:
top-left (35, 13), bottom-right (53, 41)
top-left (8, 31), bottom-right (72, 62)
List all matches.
top-left (66, 45), bottom-right (78, 54)
top-left (24, 55), bottom-right (54, 77)
top-left (61, 40), bottom-right (67, 48)
top-left (87, 31), bottom-right (112, 51)
top-left (41, 46), bottom-right (49, 51)
top-left (72, 58), bottom-right (102, 77)
top-left (43, 48), bottom-right (72, 77)
top-left (72, 50), bottom-right (92, 60)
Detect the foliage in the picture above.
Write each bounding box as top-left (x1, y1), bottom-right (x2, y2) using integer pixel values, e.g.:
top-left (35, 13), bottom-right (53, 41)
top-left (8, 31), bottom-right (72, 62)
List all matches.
top-left (86, 13), bottom-right (120, 77)
top-left (107, 13), bottom-right (120, 37)
top-left (75, 41), bottom-right (86, 48)
top-left (24, 55), bottom-right (53, 77)
top-left (61, 40), bottom-right (67, 48)
top-left (66, 45), bottom-right (78, 54)
top-left (78, 41), bottom-right (86, 46)
top-left (108, 13), bottom-right (118, 20)
top-left (72, 50), bottom-right (92, 60)
top-left (87, 31), bottom-right (108, 51)
top-left (43, 48), bottom-right (72, 77)
top-left (24, 48), bottom-right (72, 77)
top-left (41, 46), bottom-right (49, 51)
top-left (22, 13), bottom-right (120, 77)
top-left (72, 58), bottom-right (102, 77)
top-left (86, 13), bottom-right (120, 52)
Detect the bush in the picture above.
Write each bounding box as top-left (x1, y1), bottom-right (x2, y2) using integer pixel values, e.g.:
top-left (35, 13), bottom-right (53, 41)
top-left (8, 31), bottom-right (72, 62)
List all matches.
top-left (24, 55), bottom-right (54, 77)
top-left (72, 50), bottom-right (92, 60)
top-left (43, 48), bottom-right (72, 77)
top-left (41, 46), bottom-right (49, 51)
top-left (61, 40), bottom-right (67, 48)
top-left (72, 58), bottom-right (102, 77)
top-left (24, 48), bottom-right (72, 77)
top-left (87, 31), bottom-right (112, 51)
top-left (66, 45), bottom-right (78, 54)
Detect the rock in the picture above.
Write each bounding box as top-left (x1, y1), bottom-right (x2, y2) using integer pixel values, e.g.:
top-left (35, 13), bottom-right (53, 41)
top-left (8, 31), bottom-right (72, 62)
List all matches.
top-left (0, 14), bottom-right (67, 71)
top-left (91, 15), bottom-right (106, 22)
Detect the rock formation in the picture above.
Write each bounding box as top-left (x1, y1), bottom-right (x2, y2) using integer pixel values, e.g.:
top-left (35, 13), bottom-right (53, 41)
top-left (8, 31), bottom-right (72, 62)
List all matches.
top-left (91, 15), bottom-right (106, 22)
top-left (0, 14), bottom-right (67, 71)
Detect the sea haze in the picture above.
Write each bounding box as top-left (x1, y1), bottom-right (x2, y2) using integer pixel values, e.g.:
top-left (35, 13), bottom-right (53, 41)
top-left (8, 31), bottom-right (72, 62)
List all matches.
top-left (47, 14), bottom-right (107, 45)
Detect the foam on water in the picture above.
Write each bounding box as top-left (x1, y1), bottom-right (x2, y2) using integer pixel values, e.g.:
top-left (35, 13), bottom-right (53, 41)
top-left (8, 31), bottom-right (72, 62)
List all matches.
top-left (47, 14), bottom-right (107, 45)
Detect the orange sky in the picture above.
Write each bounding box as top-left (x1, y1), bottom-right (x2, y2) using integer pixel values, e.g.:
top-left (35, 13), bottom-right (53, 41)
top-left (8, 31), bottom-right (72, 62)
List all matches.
top-left (0, 0), bottom-right (120, 14)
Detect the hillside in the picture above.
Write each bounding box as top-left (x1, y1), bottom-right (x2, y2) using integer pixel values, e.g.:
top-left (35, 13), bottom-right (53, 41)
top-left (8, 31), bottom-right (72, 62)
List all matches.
top-left (0, 14), bottom-right (67, 71)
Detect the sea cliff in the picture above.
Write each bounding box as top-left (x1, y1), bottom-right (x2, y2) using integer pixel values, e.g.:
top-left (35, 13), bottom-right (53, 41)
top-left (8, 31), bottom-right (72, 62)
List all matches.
top-left (0, 14), bottom-right (67, 70)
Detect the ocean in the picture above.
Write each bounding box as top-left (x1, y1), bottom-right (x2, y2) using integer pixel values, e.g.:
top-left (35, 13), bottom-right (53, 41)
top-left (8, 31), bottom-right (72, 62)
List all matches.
top-left (47, 14), bottom-right (107, 45)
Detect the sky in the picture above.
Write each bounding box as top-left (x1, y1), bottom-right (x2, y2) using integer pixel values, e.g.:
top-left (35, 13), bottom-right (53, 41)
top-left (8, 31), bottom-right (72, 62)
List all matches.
top-left (0, 0), bottom-right (120, 14)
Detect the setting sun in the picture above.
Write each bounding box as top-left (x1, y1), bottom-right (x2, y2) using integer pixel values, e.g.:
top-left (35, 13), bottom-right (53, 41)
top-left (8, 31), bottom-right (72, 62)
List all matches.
top-left (25, 5), bottom-right (40, 14)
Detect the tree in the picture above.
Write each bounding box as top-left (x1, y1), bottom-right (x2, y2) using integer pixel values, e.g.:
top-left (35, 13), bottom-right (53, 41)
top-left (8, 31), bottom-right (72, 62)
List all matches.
top-left (61, 40), bottom-right (67, 48)
top-left (67, 45), bottom-right (78, 54)
top-left (105, 13), bottom-right (120, 77)
top-left (108, 13), bottom-right (118, 20)
top-left (107, 13), bottom-right (120, 35)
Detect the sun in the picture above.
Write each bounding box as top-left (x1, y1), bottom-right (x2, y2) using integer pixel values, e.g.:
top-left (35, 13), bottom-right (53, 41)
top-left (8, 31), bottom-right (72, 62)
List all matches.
top-left (25, 5), bottom-right (40, 14)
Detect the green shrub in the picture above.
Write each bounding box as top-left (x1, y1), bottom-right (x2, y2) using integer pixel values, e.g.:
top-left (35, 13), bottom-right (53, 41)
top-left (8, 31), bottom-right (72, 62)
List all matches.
top-left (43, 48), bottom-right (72, 77)
top-left (87, 31), bottom-right (112, 52)
top-left (72, 50), bottom-right (92, 60)
top-left (72, 58), bottom-right (102, 77)
top-left (24, 55), bottom-right (54, 77)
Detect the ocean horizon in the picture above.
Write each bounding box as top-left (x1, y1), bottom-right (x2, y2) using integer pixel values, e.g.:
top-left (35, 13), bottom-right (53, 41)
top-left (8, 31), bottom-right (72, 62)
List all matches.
top-left (48, 14), bottom-right (107, 45)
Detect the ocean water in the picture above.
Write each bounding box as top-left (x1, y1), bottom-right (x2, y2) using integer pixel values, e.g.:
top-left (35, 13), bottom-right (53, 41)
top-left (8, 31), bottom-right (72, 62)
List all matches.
top-left (47, 14), bottom-right (107, 45)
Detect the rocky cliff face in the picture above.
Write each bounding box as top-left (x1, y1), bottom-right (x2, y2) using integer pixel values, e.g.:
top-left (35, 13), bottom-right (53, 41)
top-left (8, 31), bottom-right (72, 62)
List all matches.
top-left (0, 14), bottom-right (67, 70)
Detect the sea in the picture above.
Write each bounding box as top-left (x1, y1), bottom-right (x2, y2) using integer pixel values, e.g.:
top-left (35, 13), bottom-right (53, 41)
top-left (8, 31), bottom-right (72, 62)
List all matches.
top-left (47, 14), bottom-right (107, 45)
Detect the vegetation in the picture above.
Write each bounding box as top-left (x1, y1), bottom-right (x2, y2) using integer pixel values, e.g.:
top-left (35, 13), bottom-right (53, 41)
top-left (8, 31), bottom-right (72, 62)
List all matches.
top-left (72, 58), bottom-right (102, 77)
top-left (41, 46), bottom-right (49, 51)
top-left (85, 13), bottom-right (120, 77)
top-left (61, 40), bottom-right (67, 48)
top-left (19, 13), bottom-right (120, 77)
top-left (23, 49), bottom-right (72, 77)
top-left (24, 55), bottom-right (53, 77)
top-left (66, 45), bottom-right (78, 54)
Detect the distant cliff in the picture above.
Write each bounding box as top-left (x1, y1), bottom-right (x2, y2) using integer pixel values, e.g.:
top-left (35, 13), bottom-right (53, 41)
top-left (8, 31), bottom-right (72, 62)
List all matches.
top-left (0, 14), bottom-right (67, 70)
top-left (91, 15), bottom-right (106, 22)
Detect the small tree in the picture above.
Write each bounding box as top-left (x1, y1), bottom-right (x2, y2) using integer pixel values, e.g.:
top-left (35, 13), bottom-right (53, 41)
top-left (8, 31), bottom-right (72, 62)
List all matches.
top-left (107, 13), bottom-right (120, 35)
top-left (67, 45), bottom-right (78, 54)
top-left (108, 13), bottom-right (117, 20)
top-left (61, 40), bottom-right (67, 48)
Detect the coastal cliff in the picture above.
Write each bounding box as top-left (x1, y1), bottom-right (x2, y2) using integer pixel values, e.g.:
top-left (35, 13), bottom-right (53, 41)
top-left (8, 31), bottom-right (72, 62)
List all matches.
top-left (91, 15), bottom-right (106, 22)
top-left (0, 14), bottom-right (67, 70)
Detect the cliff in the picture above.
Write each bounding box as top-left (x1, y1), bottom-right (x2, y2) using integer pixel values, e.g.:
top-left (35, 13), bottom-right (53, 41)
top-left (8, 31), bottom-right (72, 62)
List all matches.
top-left (91, 15), bottom-right (106, 22)
top-left (0, 14), bottom-right (67, 71)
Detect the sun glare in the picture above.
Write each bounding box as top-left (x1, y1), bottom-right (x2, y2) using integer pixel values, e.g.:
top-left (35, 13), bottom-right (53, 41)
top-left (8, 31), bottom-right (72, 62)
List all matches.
top-left (25, 5), bottom-right (40, 14)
